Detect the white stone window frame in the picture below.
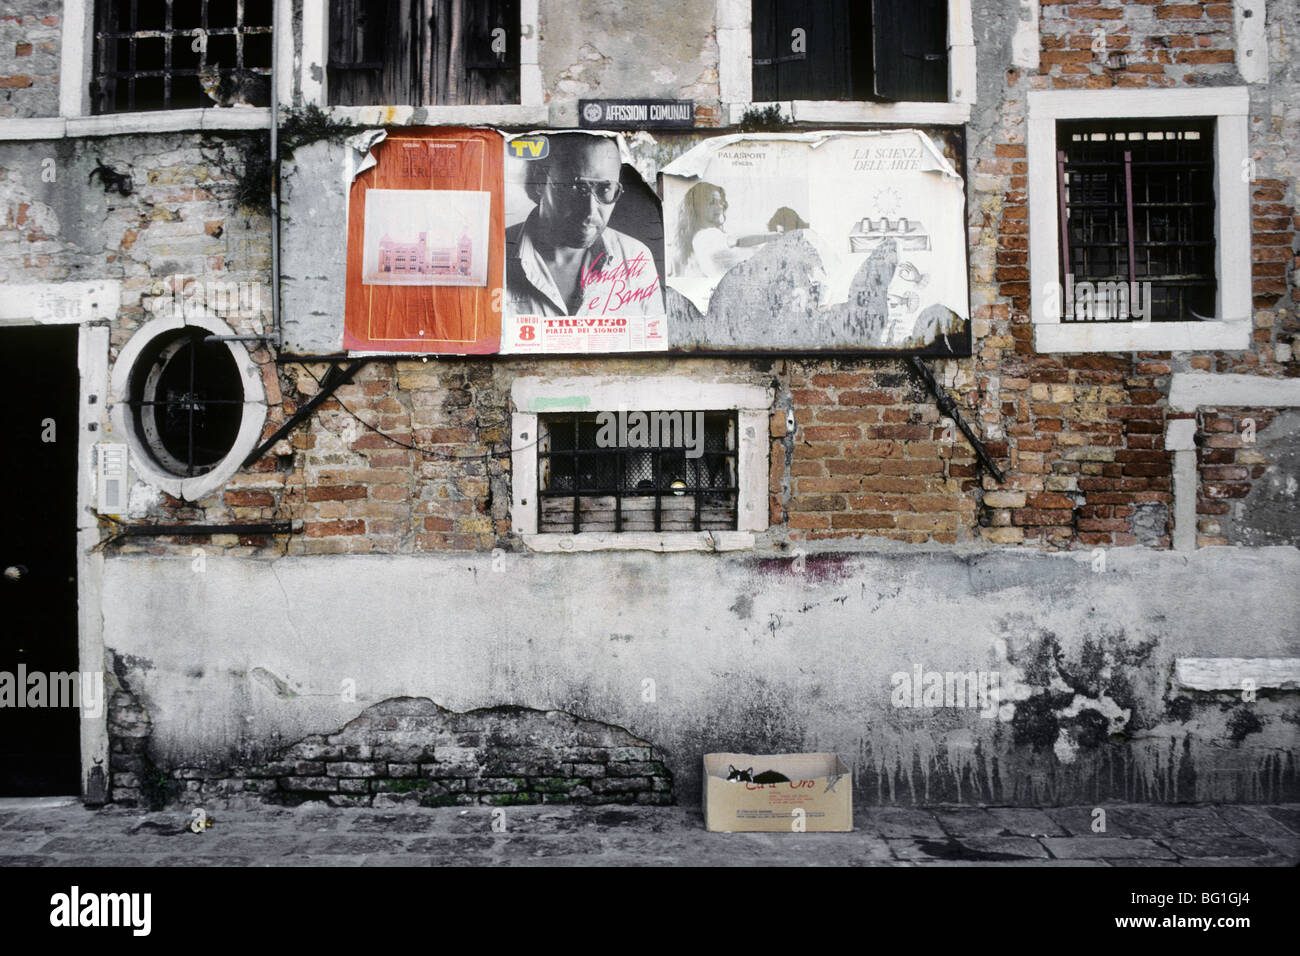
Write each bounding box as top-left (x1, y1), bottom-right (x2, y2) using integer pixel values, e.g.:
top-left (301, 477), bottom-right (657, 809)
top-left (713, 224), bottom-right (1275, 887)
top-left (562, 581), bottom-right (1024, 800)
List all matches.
top-left (510, 376), bottom-right (772, 552)
top-left (108, 312), bottom-right (268, 502)
top-left (300, 0), bottom-right (547, 126)
top-left (1028, 88), bottom-right (1252, 354)
top-left (715, 0), bottom-right (976, 127)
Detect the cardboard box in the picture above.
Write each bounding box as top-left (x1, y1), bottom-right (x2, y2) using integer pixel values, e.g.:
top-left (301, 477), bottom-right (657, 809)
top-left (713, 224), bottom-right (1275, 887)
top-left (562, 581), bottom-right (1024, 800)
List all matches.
top-left (703, 753), bottom-right (852, 832)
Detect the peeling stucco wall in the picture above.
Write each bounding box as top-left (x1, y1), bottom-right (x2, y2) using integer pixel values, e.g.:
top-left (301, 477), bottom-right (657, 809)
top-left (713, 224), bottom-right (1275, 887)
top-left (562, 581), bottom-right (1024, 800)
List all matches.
top-left (5, 0), bottom-right (1300, 810)
top-left (103, 547), bottom-right (1300, 806)
top-left (1224, 410), bottom-right (1300, 546)
top-left (539, 0), bottom-right (721, 127)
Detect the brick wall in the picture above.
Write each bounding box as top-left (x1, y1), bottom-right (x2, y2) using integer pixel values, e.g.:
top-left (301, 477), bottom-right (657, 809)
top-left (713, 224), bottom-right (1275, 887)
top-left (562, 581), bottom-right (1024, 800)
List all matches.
top-left (0, 1), bottom-right (1294, 562)
top-left (1039, 0), bottom-right (1236, 90)
top-left (1193, 406), bottom-right (1288, 546)
top-left (108, 697), bottom-right (674, 809)
top-left (776, 363), bottom-right (980, 544)
top-left (968, 0), bottom-right (1298, 552)
top-left (0, 4), bottom-right (59, 119)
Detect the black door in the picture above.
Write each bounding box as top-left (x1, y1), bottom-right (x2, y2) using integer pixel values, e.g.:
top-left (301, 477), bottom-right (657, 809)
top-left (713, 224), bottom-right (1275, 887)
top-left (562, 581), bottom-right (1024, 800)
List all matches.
top-left (0, 325), bottom-right (81, 795)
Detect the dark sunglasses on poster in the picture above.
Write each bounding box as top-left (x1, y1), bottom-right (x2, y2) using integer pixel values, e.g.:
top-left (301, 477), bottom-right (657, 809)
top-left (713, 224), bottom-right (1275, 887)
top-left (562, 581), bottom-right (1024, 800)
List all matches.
top-left (547, 174), bottom-right (624, 205)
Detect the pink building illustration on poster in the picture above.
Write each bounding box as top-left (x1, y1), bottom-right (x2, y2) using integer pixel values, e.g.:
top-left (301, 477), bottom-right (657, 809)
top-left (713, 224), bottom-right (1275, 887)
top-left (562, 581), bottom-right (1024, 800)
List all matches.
top-left (362, 189), bottom-right (490, 287)
top-left (377, 231), bottom-right (474, 277)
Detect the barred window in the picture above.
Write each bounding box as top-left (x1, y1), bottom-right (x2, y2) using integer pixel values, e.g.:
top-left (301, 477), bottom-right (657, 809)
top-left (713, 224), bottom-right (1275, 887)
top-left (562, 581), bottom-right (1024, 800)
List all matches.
top-left (537, 412), bottom-right (738, 534)
top-left (1056, 119), bottom-right (1217, 322)
top-left (93, 0), bottom-right (273, 113)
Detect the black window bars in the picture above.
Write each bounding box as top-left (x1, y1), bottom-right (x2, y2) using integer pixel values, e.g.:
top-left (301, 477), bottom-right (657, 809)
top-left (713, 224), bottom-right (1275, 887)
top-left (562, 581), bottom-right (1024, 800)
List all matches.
top-left (128, 329), bottom-right (245, 477)
top-left (93, 0), bottom-right (273, 113)
top-left (1056, 118), bottom-right (1217, 322)
top-left (537, 412), bottom-right (739, 534)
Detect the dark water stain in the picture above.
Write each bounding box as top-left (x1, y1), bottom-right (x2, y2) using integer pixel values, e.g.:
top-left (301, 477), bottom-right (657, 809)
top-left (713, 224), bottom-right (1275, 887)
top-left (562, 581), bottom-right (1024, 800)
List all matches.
top-left (750, 552), bottom-right (855, 584)
top-left (1227, 708), bottom-right (1263, 742)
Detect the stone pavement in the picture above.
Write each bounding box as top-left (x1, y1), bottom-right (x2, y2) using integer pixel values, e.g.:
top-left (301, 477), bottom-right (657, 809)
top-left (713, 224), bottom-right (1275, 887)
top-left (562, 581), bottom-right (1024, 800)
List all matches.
top-left (1, 798), bottom-right (1297, 866)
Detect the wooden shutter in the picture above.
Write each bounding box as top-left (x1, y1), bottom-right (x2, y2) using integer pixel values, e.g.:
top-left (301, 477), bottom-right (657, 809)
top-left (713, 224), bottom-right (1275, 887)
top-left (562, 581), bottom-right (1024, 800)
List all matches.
top-left (753, 0), bottom-right (852, 101)
top-left (461, 0), bottom-right (520, 105)
top-left (330, 0), bottom-right (518, 106)
top-left (751, 0), bottom-right (779, 101)
top-left (872, 0), bottom-right (947, 102)
top-left (328, 0), bottom-right (421, 106)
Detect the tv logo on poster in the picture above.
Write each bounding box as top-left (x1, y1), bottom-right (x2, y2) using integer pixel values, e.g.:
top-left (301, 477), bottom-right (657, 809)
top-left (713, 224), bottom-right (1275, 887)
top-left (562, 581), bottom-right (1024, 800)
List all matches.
top-left (508, 137), bottom-right (549, 160)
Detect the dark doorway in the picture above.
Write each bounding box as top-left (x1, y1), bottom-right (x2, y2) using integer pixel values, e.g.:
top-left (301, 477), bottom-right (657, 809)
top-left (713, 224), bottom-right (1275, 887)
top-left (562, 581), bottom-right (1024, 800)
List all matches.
top-left (0, 325), bottom-right (81, 795)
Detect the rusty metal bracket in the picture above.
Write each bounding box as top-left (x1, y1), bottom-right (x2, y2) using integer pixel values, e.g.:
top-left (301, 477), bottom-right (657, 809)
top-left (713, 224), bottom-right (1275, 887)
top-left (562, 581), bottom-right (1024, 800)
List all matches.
top-left (242, 359), bottom-right (367, 467)
top-left (908, 357), bottom-right (1005, 483)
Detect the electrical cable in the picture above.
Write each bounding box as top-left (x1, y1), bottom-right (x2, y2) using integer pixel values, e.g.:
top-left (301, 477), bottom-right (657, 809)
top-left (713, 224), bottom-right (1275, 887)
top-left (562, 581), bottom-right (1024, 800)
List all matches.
top-left (295, 362), bottom-right (536, 460)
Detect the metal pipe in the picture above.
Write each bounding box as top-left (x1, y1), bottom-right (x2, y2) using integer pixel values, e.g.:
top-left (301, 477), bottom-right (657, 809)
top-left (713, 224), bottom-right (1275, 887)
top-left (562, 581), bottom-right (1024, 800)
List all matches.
top-left (113, 522), bottom-right (296, 537)
top-left (908, 357), bottom-right (1005, 484)
top-left (270, 0), bottom-right (282, 353)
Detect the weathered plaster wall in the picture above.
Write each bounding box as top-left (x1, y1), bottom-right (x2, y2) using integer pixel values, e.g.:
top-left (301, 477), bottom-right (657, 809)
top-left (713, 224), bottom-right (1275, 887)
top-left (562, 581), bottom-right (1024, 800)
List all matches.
top-left (1201, 407), bottom-right (1300, 546)
top-left (538, 0), bottom-right (722, 127)
top-left (103, 547), bottom-right (1300, 806)
top-left (5, 0), bottom-right (1299, 809)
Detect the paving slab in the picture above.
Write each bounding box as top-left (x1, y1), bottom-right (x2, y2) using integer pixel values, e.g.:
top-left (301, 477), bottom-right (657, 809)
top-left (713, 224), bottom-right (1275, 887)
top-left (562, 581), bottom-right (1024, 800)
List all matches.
top-left (1042, 837), bottom-right (1177, 860)
top-left (1264, 806), bottom-right (1300, 834)
top-left (935, 808), bottom-right (1007, 838)
top-left (1043, 806), bottom-right (1129, 836)
top-left (985, 808), bottom-right (1068, 837)
top-left (862, 808), bottom-right (945, 839)
top-left (0, 802), bottom-right (1294, 866)
top-left (1216, 806), bottom-right (1300, 856)
top-left (1166, 834), bottom-right (1274, 859)
top-left (915, 859), bottom-right (1109, 867)
top-left (955, 835), bottom-right (1051, 859)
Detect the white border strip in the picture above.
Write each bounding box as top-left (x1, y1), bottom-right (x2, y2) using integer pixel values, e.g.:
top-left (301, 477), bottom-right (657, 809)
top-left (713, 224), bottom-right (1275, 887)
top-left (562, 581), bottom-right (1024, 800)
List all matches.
top-left (1175, 657), bottom-right (1300, 691)
top-left (77, 324), bottom-right (110, 801)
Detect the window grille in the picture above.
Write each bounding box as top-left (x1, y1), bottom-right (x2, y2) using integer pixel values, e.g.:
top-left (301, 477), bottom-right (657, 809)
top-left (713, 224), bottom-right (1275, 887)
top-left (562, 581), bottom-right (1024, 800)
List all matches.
top-left (537, 413), bottom-right (738, 534)
top-left (1056, 119), bottom-right (1217, 322)
top-left (93, 0), bottom-right (274, 113)
top-left (127, 329), bottom-right (245, 478)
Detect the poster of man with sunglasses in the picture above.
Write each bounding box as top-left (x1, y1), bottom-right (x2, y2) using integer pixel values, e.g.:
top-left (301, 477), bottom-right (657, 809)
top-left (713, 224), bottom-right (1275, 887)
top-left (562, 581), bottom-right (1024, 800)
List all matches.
top-left (502, 131), bottom-right (666, 353)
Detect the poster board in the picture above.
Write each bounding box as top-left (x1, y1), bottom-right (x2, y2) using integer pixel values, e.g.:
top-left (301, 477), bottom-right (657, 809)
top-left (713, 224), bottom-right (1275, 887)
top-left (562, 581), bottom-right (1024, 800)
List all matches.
top-left (499, 131), bottom-right (667, 354)
top-left (343, 128), bottom-right (504, 354)
top-left (661, 129), bottom-right (971, 355)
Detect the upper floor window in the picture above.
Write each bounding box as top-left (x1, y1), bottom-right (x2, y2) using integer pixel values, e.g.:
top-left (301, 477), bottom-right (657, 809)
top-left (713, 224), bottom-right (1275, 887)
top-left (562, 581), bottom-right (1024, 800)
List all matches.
top-left (327, 0), bottom-right (520, 107)
top-left (92, 0), bottom-right (273, 113)
top-left (1027, 88), bottom-right (1251, 354)
top-left (1057, 119), bottom-right (1217, 323)
top-left (751, 0), bottom-right (947, 103)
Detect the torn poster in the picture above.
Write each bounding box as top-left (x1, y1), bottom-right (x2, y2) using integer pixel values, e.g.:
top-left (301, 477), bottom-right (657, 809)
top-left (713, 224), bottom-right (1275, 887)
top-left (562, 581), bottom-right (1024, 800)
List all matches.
top-left (343, 128), bottom-right (504, 355)
top-left (661, 130), bottom-right (970, 355)
top-left (499, 131), bottom-right (667, 354)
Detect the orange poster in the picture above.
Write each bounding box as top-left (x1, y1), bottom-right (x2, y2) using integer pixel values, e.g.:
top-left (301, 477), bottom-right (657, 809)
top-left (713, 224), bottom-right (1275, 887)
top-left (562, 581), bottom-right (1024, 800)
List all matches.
top-left (343, 128), bottom-right (504, 354)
